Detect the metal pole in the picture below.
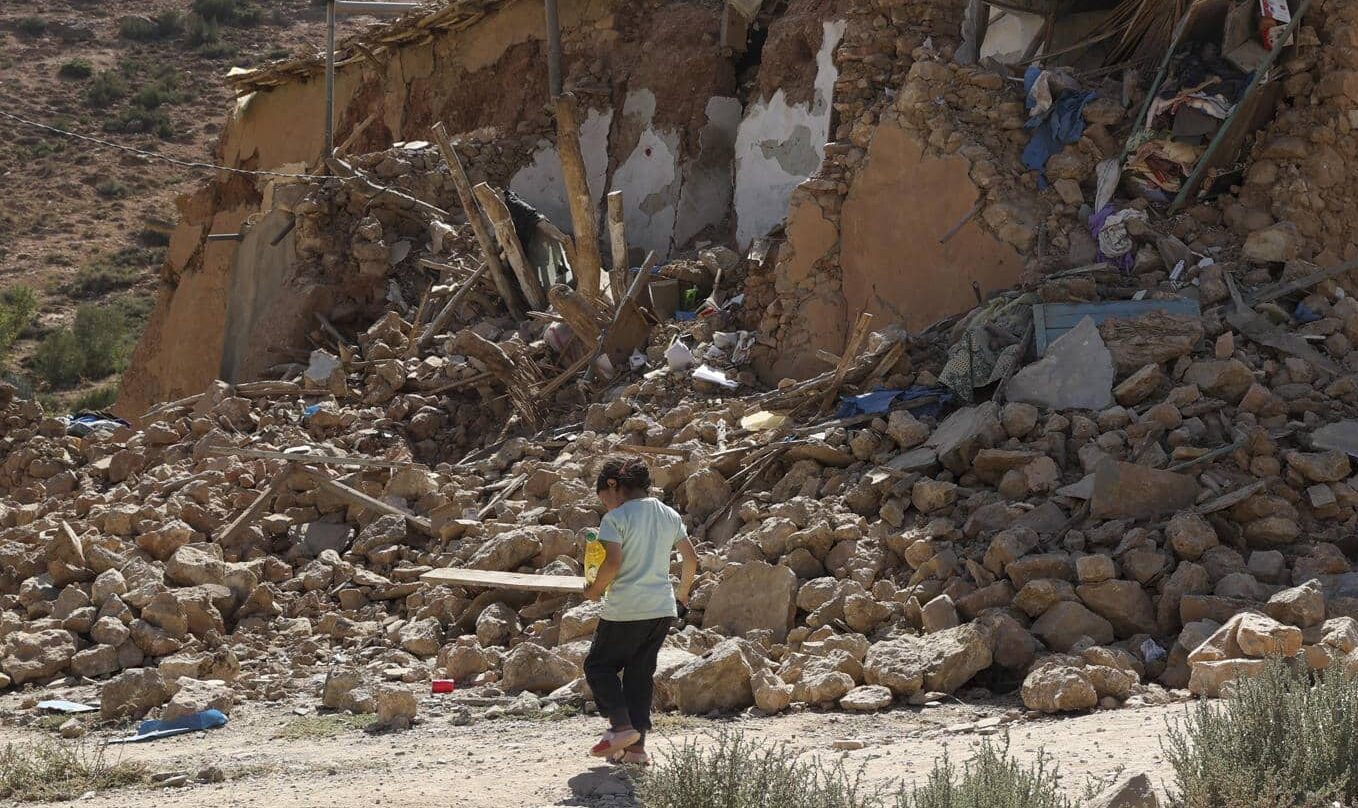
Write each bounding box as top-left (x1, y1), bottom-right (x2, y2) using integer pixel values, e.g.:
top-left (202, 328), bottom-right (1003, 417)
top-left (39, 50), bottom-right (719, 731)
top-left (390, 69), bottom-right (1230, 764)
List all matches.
top-left (325, 0), bottom-right (337, 158)
top-left (544, 0), bottom-right (563, 98)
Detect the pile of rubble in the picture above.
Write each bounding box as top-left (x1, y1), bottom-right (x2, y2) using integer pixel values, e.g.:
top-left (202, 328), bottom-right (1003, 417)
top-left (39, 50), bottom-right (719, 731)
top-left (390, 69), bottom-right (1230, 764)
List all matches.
top-left (7, 8), bottom-right (1358, 727)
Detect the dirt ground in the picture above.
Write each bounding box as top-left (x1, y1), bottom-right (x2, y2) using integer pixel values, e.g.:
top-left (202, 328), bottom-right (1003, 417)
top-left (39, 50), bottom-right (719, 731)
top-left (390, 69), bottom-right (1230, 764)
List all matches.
top-left (0, 686), bottom-right (1186, 807)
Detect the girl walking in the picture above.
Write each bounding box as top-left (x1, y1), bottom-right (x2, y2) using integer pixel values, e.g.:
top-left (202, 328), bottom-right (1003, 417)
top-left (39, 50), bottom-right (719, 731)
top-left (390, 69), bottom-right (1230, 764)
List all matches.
top-left (582, 457), bottom-right (698, 764)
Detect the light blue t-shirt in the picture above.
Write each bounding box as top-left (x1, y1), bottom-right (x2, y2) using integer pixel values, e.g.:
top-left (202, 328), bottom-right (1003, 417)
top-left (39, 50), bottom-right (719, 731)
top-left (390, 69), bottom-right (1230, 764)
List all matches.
top-left (598, 497), bottom-right (686, 622)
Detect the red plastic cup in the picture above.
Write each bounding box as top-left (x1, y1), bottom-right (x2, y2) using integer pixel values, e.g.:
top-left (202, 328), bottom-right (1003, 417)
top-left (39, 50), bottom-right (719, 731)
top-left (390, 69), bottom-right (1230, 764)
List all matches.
top-left (431, 679), bottom-right (456, 694)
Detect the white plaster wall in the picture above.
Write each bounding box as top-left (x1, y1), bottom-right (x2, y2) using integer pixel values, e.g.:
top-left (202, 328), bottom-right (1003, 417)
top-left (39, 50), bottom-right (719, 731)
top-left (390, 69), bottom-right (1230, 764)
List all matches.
top-left (674, 96), bottom-right (743, 247)
top-left (611, 125), bottom-right (683, 258)
top-left (508, 107), bottom-right (613, 229)
top-left (733, 19), bottom-right (846, 249)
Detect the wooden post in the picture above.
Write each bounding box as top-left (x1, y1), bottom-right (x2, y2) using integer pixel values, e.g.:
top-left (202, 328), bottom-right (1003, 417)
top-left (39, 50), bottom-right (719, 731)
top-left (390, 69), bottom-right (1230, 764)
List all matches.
top-left (472, 182), bottom-right (548, 311)
top-left (819, 313), bottom-right (874, 415)
top-left (606, 190), bottom-right (628, 302)
top-left (554, 93), bottom-right (604, 299)
top-left (409, 263), bottom-right (490, 356)
top-left (430, 122), bottom-right (525, 320)
top-left (218, 469), bottom-right (293, 545)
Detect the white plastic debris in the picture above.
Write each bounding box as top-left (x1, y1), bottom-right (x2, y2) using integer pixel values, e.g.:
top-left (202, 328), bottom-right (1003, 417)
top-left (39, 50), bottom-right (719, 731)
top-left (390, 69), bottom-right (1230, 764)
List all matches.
top-left (665, 340), bottom-right (696, 371)
top-left (694, 365), bottom-right (739, 389)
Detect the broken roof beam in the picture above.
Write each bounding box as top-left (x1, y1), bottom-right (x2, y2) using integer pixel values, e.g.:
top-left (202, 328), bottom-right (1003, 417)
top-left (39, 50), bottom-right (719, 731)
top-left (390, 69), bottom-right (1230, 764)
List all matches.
top-left (554, 93), bottom-right (604, 299)
top-left (335, 1), bottom-right (421, 15)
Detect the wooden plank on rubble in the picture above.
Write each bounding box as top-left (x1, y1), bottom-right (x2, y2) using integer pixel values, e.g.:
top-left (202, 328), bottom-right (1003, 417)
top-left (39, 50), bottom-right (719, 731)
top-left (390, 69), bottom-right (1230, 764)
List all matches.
top-left (301, 467), bottom-right (434, 535)
top-left (419, 568), bottom-right (586, 594)
top-left (473, 182), bottom-right (548, 311)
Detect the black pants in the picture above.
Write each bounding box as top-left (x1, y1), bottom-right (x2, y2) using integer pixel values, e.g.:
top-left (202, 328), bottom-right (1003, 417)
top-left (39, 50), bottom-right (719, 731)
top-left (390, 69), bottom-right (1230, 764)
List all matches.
top-left (583, 617), bottom-right (671, 735)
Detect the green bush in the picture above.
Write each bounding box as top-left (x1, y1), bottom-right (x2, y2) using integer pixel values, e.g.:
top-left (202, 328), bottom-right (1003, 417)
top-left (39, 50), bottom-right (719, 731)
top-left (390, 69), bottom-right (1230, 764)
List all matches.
top-left (73, 384), bottom-right (120, 412)
top-left (66, 248), bottom-right (157, 298)
top-left (898, 739), bottom-right (1071, 808)
top-left (58, 59), bottom-right (94, 80)
top-left (197, 41), bottom-right (239, 60)
top-left (74, 305), bottom-right (132, 379)
top-left (192, 0), bottom-right (239, 22)
top-left (117, 16), bottom-right (159, 41)
top-left (106, 107), bottom-right (173, 139)
top-left (16, 16), bottom-right (47, 36)
top-left (183, 13), bottom-right (220, 47)
top-left (95, 179), bottom-right (130, 199)
top-left (87, 71), bottom-right (128, 109)
top-left (639, 731), bottom-right (879, 808)
top-left (0, 286), bottom-right (38, 360)
top-left (34, 329), bottom-right (83, 389)
top-left (1165, 659), bottom-right (1358, 808)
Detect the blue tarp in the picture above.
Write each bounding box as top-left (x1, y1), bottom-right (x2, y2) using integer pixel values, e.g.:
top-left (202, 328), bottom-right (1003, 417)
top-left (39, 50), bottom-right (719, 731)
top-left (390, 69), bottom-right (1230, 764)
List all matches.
top-left (66, 412), bottom-right (129, 438)
top-left (837, 386), bottom-right (952, 419)
top-left (109, 709), bottom-right (228, 744)
top-left (1022, 66), bottom-right (1096, 186)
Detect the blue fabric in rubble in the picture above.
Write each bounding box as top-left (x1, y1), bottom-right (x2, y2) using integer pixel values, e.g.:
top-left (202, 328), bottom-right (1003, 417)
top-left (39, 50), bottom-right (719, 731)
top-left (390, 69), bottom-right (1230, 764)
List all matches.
top-left (837, 386), bottom-right (952, 419)
top-left (1022, 65), bottom-right (1097, 186)
top-left (109, 709), bottom-right (228, 744)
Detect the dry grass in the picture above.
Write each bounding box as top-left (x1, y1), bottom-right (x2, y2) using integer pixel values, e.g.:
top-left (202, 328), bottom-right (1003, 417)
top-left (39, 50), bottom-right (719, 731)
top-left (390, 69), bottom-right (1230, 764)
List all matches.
top-left (0, 740), bottom-right (146, 802)
top-left (275, 712), bottom-right (377, 740)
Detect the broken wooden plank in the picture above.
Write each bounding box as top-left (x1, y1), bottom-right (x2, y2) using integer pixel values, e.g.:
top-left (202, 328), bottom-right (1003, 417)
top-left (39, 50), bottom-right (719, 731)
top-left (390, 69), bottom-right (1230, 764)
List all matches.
top-left (472, 182), bottom-right (548, 311)
top-left (430, 122), bottom-right (525, 320)
top-left (606, 190), bottom-right (628, 302)
top-left (409, 262), bottom-right (490, 356)
top-left (419, 568), bottom-right (585, 594)
top-left (819, 312), bottom-right (874, 414)
top-left (554, 93), bottom-right (604, 299)
top-left (218, 470), bottom-right (293, 545)
top-left (583, 251), bottom-right (657, 383)
top-left (206, 445), bottom-right (413, 469)
top-left (1032, 298), bottom-right (1200, 356)
top-left (1247, 258), bottom-right (1358, 307)
top-left (1194, 479), bottom-right (1268, 515)
top-left (476, 472), bottom-right (527, 520)
top-left (302, 467), bottom-right (434, 535)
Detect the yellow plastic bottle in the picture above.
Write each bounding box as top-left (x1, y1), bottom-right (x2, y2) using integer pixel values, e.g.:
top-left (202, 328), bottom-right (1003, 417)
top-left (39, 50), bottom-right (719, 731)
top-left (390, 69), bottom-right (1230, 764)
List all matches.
top-left (584, 528), bottom-right (607, 590)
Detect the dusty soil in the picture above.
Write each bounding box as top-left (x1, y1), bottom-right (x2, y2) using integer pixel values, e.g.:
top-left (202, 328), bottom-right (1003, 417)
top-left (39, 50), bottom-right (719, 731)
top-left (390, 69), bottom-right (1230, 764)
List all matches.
top-left (0, 685), bottom-right (1184, 807)
top-left (0, 0), bottom-right (372, 401)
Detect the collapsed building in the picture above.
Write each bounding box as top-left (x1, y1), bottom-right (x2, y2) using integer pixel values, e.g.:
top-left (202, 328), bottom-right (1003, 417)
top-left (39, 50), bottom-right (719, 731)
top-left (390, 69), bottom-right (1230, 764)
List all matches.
top-left (5, 0), bottom-right (1358, 727)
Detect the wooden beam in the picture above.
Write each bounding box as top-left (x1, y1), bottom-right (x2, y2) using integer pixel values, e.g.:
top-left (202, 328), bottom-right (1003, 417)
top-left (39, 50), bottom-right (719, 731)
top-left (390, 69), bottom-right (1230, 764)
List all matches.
top-left (606, 190), bottom-right (628, 301)
top-left (409, 262), bottom-right (490, 356)
top-left (430, 123), bottom-right (526, 320)
top-left (218, 470), bottom-right (293, 545)
top-left (302, 467), bottom-right (434, 535)
top-left (554, 93), bottom-right (604, 299)
top-left (472, 182), bottom-right (548, 311)
top-left (819, 313), bottom-right (874, 414)
top-left (335, 111), bottom-right (379, 158)
top-left (205, 445), bottom-right (415, 470)
top-left (420, 568), bottom-right (586, 594)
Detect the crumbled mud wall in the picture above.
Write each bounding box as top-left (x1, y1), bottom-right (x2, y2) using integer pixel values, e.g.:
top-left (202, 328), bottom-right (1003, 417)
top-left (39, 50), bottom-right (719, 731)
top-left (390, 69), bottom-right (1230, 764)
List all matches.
top-left (120, 0), bottom-right (849, 416)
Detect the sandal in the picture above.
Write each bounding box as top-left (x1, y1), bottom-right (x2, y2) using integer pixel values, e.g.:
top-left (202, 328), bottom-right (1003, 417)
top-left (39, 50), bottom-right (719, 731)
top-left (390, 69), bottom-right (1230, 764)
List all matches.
top-left (589, 728), bottom-right (642, 758)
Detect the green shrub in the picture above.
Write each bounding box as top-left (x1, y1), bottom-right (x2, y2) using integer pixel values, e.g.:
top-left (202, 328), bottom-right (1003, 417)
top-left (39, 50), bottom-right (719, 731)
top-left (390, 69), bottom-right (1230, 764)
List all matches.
top-left (118, 16), bottom-right (159, 41)
top-left (95, 179), bottom-right (130, 199)
top-left (66, 248), bottom-right (158, 299)
top-left (197, 41), bottom-right (239, 60)
top-left (897, 739), bottom-right (1071, 808)
top-left (58, 59), bottom-right (94, 80)
top-left (0, 286), bottom-right (38, 360)
top-left (183, 13), bottom-right (220, 47)
top-left (16, 16), bottom-right (47, 36)
top-left (0, 740), bottom-right (145, 802)
top-left (1165, 659), bottom-right (1358, 808)
top-left (87, 71), bottom-right (128, 109)
top-left (639, 731), bottom-right (879, 808)
top-left (155, 11), bottom-right (185, 37)
top-left (73, 384), bottom-right (120, 412)
top-left (34, 329), bottom-right (83, 389)
top-left (192, 0), bottom-right (239, 22)
top-left (74, 305), bottom-right (132, 379)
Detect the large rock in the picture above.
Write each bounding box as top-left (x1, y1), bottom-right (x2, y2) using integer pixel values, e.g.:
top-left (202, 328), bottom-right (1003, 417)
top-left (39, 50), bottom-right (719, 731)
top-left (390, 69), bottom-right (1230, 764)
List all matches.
top-left (1183, 359), bottom-right (1254, 402)
top-left (163, 677), bottom-right (234, 721)
top-left (1243, 221), bottom-right (1298, 263)
top-left (1021, 664), bottom-right (1097, 713)
top-left (840, 684), bottom-right (893, 712)
top-left (668, 640), bottom-right (754, 714)
top-left (475, 602), bottom-right (520, 647)
top-left (375, 684), bottom-right (418, 730)
top-left (1188, 658), bottom-right (1268, 697)
top-left (1236, 612), bottom-right (1303, 657)
top-left (1006, 317), bottom-right (1114, 411)
top-left (926, 402), bottom-right (1000, 474)
top-left (887, 410), bottom-right (931, 449)
top-left (1032, 601), bottom-right (1115, 651)
top-left (398, 617), bottom-right (443, 657)
top-left (101, 667), bottom-right (170, 720)
top-left (684, 468), bottom-right (732, 522)
top-left (1286, 450), bottom-right (1351, 483)
top-left (70, 644), bottom-right (121, 678)
top-left (165, 545), bottom-right (226, 587)
top-left (1077, 580), bottom-right (1157, 637)
top-left (751, 668), bottom-right (793, 714)
top-left (322, 669), bottom-right (376, 714)
top-left (437, 638), bottom-right (491, 681)
top-left (467, 528), bottom-right (541, 572)
top-left (559, 600), bottom-right (604, 644)
top-left (1266, 579), bottom-right (1325, 628)
top-left (864, 624), bottom-right (992, 696)
top-left (702, 562), bottom-right (797, 642)
top-left (1166, 512), bottom-right (1219, 561)
top-left (1090, 461), bottom-right (1200, 520)
top-left (501, 642), bottom-right (578, 694)
top-left (1, 629), bottom-right (76, 685)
